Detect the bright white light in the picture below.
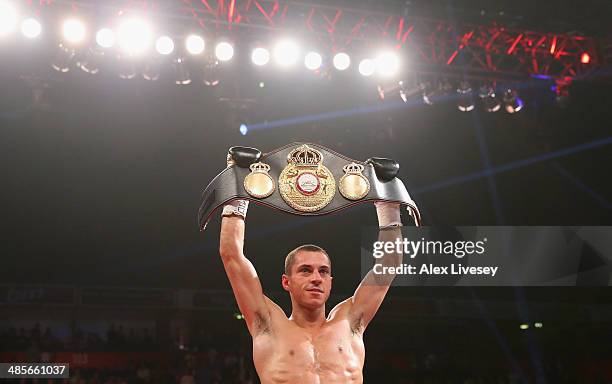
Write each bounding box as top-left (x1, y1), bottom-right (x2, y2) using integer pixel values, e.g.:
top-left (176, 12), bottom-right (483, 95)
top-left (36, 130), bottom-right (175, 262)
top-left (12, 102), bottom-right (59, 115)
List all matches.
top-left (186, 34), bottom-right (205, 55)
top-left (96, 28), bottom-right (115, 48)
top-left (21, 18), bottom-right (41, 39)
top-left (0, 1), bottom-right (18, 37)
top-left (155, 35), bottom-right (174, 55)
top-left (239, 124), bottom-right (248, 136)
top-left (215, 41), bottom-right (234, 61)
top-left (251, 47), bottom-right (269, 66)
top-left (358, 58), bottom-right (375, 76)
top-left (304, 51), bottom-right (322, 70)
top-left (332, 52), bottom-right (350, 71)
top-left (376, 51), bottom-right (400, 76)
top-left (62, 19), bottom-right (86, 44)
top-left (273, 39), bottom-right (299, 67)
top-left (117, 18), bottom-right (152, 55)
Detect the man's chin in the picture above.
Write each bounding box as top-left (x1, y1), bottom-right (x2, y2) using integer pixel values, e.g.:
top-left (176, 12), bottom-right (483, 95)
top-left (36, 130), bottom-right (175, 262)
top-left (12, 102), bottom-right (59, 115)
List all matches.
top-left (301, 298), bottom-right (326, 309)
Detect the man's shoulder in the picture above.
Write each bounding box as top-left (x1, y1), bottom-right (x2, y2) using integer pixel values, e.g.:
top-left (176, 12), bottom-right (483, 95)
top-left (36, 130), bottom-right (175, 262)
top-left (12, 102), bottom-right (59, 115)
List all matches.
top-left (263, 296), bottom-right (288, 318)
top-left (328, 297), bottom-right (366, 334)
top-left (327, 297), bottom-right (354, 320)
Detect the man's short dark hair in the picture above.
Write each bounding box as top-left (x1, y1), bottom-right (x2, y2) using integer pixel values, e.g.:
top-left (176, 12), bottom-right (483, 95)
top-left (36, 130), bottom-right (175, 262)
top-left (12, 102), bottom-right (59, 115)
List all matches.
top-left (284, 244), bottom-right (331, 275)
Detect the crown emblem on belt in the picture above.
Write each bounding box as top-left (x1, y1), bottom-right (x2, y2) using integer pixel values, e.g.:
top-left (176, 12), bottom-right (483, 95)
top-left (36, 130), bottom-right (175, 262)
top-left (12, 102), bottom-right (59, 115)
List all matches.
top-left (250, 162), bottom-right (271, 173)
top-left (287, 145), bottom-right (323, 166)
top-left (343, 163), bottom-right (365, 174)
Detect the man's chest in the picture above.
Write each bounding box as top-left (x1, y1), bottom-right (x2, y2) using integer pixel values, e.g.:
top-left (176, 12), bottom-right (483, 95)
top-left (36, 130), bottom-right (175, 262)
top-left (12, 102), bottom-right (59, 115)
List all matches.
top-left (254, 321), bottom-right (365, 368)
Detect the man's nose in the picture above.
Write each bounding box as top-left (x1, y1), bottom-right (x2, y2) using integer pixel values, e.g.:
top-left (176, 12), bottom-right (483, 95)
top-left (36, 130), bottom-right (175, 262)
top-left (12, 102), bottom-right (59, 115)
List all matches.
top-left (310, 271), bottom-right (323, 283)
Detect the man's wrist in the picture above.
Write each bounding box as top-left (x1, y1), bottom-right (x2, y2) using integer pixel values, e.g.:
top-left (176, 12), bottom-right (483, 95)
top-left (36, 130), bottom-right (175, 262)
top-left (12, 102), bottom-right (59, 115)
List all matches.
top-left (379, 223), bottom-right (402, 230)
top-left (221, 200), bottom-right (249, 219)
top-left (375, 201), bottom-right (402, 228)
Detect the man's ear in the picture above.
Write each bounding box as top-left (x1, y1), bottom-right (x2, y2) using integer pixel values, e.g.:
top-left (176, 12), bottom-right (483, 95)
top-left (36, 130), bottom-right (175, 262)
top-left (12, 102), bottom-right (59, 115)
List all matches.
top-left (281, 274), bottom-right (290, 292)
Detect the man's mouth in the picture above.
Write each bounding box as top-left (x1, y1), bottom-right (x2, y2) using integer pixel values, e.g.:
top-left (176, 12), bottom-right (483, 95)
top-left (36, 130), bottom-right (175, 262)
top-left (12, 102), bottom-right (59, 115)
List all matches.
top-left (306, 288), bottom-right (323, 293)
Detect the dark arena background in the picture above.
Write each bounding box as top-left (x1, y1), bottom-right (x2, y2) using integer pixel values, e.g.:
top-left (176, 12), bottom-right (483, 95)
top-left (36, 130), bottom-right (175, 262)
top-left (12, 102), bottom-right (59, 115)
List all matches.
top-left (1, 0), bottom-right (611, 383)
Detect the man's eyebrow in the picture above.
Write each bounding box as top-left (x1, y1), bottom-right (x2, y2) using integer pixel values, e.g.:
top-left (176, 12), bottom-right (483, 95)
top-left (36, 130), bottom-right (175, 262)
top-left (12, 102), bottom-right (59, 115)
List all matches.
top-left (296, 264), bottom-right (330, 270)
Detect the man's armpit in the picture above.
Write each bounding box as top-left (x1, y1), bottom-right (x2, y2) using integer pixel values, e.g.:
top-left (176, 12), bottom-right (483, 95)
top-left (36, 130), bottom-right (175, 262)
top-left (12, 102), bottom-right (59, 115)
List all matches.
top-left (253, 310), bottom-right (272, 334)
top-left (350, 311), bottom-right (365, 335)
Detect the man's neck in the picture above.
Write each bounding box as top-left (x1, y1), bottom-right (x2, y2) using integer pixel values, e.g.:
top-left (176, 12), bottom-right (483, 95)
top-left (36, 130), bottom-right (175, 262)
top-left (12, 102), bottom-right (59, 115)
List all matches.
top-left (289, 304), bottom-right (326, 329)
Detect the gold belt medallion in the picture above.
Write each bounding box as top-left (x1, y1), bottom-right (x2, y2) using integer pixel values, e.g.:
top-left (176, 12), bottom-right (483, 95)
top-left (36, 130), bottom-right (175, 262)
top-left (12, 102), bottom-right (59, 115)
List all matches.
top-left (339, 163), bottom-right (370, 201)
top-left (279, 145), bottom-right (336, 212)
top-left (244, 162), bottom-right (275, 198)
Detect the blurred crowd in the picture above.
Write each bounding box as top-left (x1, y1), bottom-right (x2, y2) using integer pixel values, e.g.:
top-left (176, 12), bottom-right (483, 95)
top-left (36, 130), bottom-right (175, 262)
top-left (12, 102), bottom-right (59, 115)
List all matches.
top-left (1, 324), bottom-right (609, 383)
top-left (0, 324), bottom-right (158, 352)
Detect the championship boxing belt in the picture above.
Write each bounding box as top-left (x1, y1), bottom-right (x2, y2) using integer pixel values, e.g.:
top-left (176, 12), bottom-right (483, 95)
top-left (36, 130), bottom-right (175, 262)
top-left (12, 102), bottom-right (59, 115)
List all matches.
top-left (198, 142), bottom-right (422, 230)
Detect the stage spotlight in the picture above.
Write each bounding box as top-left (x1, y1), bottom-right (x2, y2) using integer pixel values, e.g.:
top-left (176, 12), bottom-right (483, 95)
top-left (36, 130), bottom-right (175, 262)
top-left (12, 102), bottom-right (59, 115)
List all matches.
top-left (239, 124), bottom-right (248, 135)
top-left (215, 41), bottom-right (234, 61)
top-left (358, 59), bottom-right (375, 77)
top-left (398, 80), bottom-right (420, 103)
top-left (478, 85), bottom-right (501, 112)
top-left (62, 19), bottom-right (86, 44)
top-left (304, 51), bottom-right (322, 70)
top-left (399, 81), bottom-right (408, 102)
top-left (117, 18), bottom-right (151, 55)
top-left (273, 39), bottom-right (299, 67)
top-left (519, 324), bottom-right (529, 330)
top-left (0, 1), bottom-right (18, 37)
top-left (79, 28), bottom-right (114, 74)
top-left (534, 322), bottom-right (543, 328)
top-left (117, 54), bottom-right (137, 79)
top-left (142, 60), bottom-right (161, 81)
top-left (21, 18), bottom-right (41, 39)
top-left (421, 78), bottom-right (452, 105)
top-left (155, 35), bottom-right (174, 55)
top-left (186, 34), bottom-right (205, 55)
top-left (172, 57), bottom-right (191, 85)
top-left (503, 89), bottom-right (523, 113)
top-left (420, 81), bottom-right (435, 105)
top-left (77, 46), bottom-right (104, 74)
top-left (580, 52), bottom-right (590, 64)
top-left (376, 51), bottom-right (400, 77)
top-left (251, 47), bottom-right (269, 66)
top-left (332, 52), bottom-right (350, 71)
top-left (51, 43), bottom-right (76, 72)
top-left (96, 28), bottom-right (115, 48)
top-left (457, 81), bottom-right (474, 112)
top-left (203, 57), bottom-right (220, 86)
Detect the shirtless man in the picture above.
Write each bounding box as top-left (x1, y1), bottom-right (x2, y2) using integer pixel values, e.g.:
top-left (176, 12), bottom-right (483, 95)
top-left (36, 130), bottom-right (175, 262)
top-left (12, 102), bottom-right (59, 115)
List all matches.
top-left (219, 199), bottom-right (403, 383)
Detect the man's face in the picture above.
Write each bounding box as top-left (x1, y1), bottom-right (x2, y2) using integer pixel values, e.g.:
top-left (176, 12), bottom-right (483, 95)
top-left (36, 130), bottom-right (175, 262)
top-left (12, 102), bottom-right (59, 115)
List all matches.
top-left (282, 251), bottom-right (332, 309)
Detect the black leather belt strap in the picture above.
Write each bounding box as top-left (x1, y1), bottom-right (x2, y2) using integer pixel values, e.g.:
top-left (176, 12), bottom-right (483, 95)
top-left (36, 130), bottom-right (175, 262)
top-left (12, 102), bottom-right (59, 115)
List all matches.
top-left (198, 142), bottom-right (421, 231)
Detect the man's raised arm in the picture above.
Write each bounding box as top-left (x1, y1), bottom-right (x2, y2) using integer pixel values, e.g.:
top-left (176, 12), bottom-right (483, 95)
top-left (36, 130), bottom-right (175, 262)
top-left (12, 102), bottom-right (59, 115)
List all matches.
top-left (348, 202), bottom-right (403, 331)
top-left (219, 200), bottom-right (270, 336)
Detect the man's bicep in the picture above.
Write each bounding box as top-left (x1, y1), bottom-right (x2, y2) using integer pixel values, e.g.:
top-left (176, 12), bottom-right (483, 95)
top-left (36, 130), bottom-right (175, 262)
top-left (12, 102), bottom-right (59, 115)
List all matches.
top-left (221, 255), bottom-right (270, 334)
top-left (350, 270), bottom-right (391, 330)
